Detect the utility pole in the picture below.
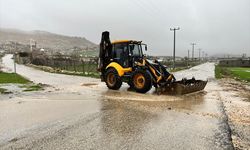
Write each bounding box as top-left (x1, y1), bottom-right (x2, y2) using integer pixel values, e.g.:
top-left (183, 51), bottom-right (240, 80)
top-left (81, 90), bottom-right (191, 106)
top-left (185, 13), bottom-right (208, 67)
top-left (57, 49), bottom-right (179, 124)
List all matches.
top-left (30, 39), bottom-right (33, 52)
top-left (30, 39), bottom-right (35, 63)
top-left (190, 43), bottom-right (196, 61)
top-left (170, 27), bottom-right (180, 69)
top-left (187, 49), bottom-right (190, 67)
top-left (29, 39), bottom-right (37, 51)
top-left (14, 42), bottom-right (17, 73)
top-left (198, 48), bottom-right (201, 62)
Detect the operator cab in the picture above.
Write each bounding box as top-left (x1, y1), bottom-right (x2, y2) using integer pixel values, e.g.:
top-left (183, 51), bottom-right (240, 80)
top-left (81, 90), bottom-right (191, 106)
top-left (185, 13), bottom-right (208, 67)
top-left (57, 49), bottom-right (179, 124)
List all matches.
top-left (111, 40), bottom-right (146, 68)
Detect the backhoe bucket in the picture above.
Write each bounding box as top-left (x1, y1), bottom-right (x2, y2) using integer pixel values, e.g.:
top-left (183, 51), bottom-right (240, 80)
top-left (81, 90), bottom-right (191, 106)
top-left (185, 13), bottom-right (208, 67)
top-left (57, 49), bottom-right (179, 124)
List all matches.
top-left (157, 79), bottom-right (207, 95)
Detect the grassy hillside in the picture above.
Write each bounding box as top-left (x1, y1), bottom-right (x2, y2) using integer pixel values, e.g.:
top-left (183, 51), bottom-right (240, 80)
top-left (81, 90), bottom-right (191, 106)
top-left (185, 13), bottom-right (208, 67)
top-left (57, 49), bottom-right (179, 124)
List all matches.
top-left (0, 28), bottom-right (98, 54)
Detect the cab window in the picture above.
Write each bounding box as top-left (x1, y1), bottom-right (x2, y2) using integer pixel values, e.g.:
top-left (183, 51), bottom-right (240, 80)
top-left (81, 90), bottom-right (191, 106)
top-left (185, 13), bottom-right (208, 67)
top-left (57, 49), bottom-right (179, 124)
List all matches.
top-left (129, 44), bottom-right (142, 57)
top-left (113, 43), bottom-right (129, 67)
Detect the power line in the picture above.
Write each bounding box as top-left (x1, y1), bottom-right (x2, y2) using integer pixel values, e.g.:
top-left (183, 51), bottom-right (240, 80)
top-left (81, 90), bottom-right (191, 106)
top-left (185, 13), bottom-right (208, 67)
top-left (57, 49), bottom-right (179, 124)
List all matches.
top-left (137, 0), bottom-right (161, 16)
top-left (145, 0), bottom-right (167, 20)
top-left (130, 0), bottom-right (167, 26)
top-left (131, 0), bottom-right (160, 19)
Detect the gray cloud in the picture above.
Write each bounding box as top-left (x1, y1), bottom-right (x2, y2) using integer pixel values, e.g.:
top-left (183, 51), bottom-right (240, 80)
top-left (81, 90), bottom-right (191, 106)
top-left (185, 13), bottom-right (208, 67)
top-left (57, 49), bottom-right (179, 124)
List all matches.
top-left (0, 0), bottom-right (250, 56)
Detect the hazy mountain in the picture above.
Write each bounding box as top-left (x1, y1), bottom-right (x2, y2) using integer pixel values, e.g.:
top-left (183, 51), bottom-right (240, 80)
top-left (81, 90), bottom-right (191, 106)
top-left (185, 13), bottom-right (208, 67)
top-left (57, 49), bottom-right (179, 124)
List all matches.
top-left (0, 28), bottom-right (98, 54)
top-left (210, 53), bottom-right (247, 58)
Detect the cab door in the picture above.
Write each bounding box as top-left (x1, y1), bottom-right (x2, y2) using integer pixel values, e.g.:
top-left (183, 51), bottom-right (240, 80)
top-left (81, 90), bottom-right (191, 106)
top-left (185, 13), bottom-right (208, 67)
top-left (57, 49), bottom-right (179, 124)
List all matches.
top-left (112, 43), bottom-right (129, 68)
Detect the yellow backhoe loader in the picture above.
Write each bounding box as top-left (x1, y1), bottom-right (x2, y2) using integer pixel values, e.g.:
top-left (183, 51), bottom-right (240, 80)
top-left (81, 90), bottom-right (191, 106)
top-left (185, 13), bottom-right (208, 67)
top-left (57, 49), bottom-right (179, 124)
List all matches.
top-left (98, 31), bottom-right (207, 94)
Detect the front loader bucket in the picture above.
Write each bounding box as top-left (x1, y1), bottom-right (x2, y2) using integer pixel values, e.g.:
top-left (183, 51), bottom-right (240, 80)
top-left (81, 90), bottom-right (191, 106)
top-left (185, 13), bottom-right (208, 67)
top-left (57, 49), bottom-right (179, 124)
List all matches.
top-left (157, 79), bottom-right (208, 95)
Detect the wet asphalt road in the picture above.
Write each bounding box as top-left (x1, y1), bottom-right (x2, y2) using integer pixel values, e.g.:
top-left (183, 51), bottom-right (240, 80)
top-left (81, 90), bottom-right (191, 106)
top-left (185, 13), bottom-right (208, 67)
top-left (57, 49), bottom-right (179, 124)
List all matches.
top-left (0, 55), bottom-right (234, 149)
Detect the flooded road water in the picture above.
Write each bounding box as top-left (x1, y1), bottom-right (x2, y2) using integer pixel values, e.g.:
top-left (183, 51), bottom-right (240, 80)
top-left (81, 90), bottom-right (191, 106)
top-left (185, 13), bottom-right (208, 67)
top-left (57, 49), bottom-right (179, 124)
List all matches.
top-left (0, 54), bottom-right (235, 149)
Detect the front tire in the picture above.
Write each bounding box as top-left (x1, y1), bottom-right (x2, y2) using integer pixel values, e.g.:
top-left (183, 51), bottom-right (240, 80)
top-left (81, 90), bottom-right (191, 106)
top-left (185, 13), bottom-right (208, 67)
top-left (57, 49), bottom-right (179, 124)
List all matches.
top-left (132, 69), bottom-right (152, 93)
top-left (127, 79), bottom-right (134, 88)
top-left (104, 68), bottom-right (122, 90)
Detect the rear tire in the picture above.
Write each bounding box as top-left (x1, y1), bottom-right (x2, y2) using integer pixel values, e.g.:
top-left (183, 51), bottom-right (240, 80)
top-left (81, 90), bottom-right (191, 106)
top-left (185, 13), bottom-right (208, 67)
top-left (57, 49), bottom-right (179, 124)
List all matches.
top-left (132, 69), bottom-right (152, 93)
top-left (105, 68), bottom-right (122, 90)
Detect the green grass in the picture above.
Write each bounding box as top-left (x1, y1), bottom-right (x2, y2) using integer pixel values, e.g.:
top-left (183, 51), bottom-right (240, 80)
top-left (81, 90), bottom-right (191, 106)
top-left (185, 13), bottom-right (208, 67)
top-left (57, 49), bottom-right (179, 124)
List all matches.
top-left (0, 88), bottom-right (7, 94)
top-left (0, 72), bottom-right (30, 84)
top-left (215, 65), bottom-right (225, 79)
top-left (215, 65), bottom-right (250, 82)
top-left (20, 84), bottom-right (43, 92)
top-left (227, 67), bottom-right (250, 82)
top-left (0, 72), bottom-right (43, 93)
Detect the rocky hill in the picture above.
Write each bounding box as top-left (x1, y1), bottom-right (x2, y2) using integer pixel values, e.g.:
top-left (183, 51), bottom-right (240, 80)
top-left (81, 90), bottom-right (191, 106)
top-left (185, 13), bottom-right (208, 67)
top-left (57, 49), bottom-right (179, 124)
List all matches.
top-left (0, 28), bottom-right (98, 55)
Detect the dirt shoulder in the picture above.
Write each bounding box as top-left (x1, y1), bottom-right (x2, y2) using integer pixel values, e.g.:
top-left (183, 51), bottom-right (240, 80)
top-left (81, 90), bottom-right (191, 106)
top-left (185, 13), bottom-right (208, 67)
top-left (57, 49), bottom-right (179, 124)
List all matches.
top-left (219, 78), bottom-right (250, 149)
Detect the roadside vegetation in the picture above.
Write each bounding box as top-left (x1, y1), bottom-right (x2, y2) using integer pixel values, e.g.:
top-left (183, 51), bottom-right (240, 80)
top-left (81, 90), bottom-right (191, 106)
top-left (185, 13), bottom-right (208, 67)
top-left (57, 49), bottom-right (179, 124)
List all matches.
top-left (27, 64), bottom-right (100, 78)
top-left (215, 65), bottom-right (250, 82)
top-left (0, 72), bottom-right (30, 84)
top-left (28, 60), bottom-right (200, 78)
top-left (20, 84), bottom-right (43, 92)
top-left (0, 87), bottom-right (7, 94)
top-left (29, 63), bottom-right (190, 78)
top-left (0, 72), bottom-right (43, 93)
top-left (60, 71), bottom-right (99, 78)
top-left (169, 67), bottom-right (189, 72)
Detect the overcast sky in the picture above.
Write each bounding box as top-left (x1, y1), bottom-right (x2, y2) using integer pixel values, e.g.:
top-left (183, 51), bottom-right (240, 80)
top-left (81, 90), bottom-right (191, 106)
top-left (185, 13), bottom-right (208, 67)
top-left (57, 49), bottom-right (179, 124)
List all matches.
top-left (0, 0), bottom-right (250, 56)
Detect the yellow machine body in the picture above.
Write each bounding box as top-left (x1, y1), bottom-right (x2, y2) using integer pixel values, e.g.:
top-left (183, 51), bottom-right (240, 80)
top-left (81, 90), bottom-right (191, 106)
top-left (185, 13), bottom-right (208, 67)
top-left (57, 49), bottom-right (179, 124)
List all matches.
top-left (106, 62), bottom-right (132, 77)
top-left (99, 31), bottom-right (207, 94)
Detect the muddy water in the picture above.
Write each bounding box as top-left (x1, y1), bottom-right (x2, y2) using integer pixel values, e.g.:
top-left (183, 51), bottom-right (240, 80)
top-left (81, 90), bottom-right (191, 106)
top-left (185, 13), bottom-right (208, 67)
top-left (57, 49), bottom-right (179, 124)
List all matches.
top-left (1, 82), bottom-right (233, 149)
top-left (0, 55), bottom-right (234, 149)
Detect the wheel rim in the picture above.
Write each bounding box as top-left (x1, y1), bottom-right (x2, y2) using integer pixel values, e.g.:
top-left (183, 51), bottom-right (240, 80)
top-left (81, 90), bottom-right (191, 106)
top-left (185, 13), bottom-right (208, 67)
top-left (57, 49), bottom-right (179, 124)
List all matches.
top-left (107, 73), bottom-right (116, 86)
top-left (133, 73), bottom-right (145, 89)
